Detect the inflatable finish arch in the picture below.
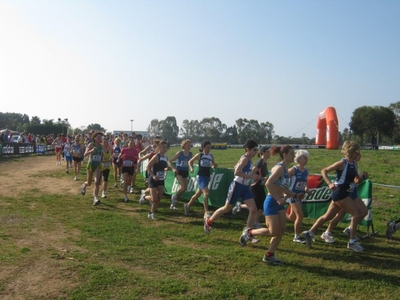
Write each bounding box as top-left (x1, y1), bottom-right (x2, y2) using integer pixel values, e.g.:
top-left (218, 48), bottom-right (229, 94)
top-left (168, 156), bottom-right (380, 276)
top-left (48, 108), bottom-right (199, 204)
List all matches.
top-left (315, 106), bottom-right (339, 149)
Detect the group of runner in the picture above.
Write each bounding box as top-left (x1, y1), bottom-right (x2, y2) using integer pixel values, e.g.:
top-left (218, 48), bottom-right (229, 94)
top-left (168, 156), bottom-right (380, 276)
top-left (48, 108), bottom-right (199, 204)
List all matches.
top-left (56, 132), bottom-right (398, 265)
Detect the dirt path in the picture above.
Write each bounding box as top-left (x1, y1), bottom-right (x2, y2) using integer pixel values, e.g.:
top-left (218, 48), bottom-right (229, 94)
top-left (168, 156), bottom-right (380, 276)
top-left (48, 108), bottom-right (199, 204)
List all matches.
top-left (0, 154), bottom-right (82, 299)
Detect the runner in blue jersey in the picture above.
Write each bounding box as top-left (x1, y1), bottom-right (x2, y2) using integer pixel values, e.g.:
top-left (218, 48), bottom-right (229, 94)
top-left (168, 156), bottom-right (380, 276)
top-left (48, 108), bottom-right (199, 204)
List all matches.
top-left (302, 141), bottom-right (367, 252)
top-left (204, 139), bottom-right (259, 236)
top-left (240, 145), bottom-right (305, 265)
top-left (169, 139), bottom-right (193, 210)
top-left (322, 151), bottom-right (368, 242)
top-left (287, 150), bottom-right (311, 244)
top-left (184, 141), bottom-right (218, 218)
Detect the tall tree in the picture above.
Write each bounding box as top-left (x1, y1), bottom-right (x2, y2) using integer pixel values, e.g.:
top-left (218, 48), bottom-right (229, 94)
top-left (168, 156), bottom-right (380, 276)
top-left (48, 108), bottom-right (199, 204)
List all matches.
top-left (199, 117), bottom-right (227, 142)
top-left (350, 106), bottom-right (396, 145)
top-left (147, 119), bottom-right (162, 137)
top-left (160, 116), bottom-right (179, 143)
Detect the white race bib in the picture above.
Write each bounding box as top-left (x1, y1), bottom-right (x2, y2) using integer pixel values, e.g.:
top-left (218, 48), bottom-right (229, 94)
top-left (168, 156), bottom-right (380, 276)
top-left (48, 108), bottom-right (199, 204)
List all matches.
top-left (123, 160), bottom-right (133, 167)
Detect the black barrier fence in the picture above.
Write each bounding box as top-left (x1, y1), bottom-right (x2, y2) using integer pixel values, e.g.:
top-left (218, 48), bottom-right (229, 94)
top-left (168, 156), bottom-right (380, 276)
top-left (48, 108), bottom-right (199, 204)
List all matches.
top-left (0, 142), bottom-right (55, 156)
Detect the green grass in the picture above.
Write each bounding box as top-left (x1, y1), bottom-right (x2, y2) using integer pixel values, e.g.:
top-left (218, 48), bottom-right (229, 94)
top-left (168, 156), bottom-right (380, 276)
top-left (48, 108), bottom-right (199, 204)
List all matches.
top-left (1, 148), bottom-right (400, 299)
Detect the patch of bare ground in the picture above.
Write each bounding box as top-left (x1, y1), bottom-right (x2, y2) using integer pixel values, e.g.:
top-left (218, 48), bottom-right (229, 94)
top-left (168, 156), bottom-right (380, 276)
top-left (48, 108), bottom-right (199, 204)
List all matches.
top-left (0, 155), bottom-right (84, 299)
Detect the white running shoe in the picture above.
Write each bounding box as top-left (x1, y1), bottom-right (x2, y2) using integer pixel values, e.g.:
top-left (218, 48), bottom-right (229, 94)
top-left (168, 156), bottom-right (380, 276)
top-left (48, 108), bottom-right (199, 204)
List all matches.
top-left (139, 194), bottom-right (146, 205)
top-left (171, 194), bottom-right (178, 206)
top-left (93, 197), bottom-right (101, 206)
top-left (170, 204), bottom-right (178, 210)
top-left (232, 202), bottom-right (241, 215)
top-left (101, 191), bottom-right (106, 198)
top-left (347, 241), bottom-right (364, 252)
top-left (302, 231), bottom-right (314, 248)
top-left (124, 195), bottom-right (129, 202)
top-left (183, 203), bottom-right (190, 215)
top-left (129, 187), bottom-right (134, 194)
top-left (81, 184), bottom-right (86, 195)
top-left (293, 236), bottom-right (306, 244)
top-left (74, 176), bottom-right (77, 181)
top-left (148, 212), bottom-right (156, 220)
top-left (113, 182), bottom-right (117, 187)
top-left (204, 217), bottom-right (212, 234)
top-left (343, 227), bottom-right (359, 241)
top-left (320, 232), bottom-right (335, 244)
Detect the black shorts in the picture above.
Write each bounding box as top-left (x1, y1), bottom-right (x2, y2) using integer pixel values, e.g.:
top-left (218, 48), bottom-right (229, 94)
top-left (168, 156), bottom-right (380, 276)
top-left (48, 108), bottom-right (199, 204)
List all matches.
top-left (176, 169), bottom-right (189, 179)
top-left (101, 169), bottom-right (110, 182)
top-left (149, 177), bottom-right (165, 188)
top-left (250, 184), bottom-right (266, 210)
top-left (122, 167), bottom-right (134, 176)
top-left (331, 186), bottom-right (351, 202)
top-left (73, 156), bottom-right (82, 162)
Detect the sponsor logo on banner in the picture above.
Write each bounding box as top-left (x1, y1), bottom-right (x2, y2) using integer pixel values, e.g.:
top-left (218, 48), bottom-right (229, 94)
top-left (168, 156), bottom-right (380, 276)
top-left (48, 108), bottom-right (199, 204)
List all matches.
top-left (171, 172), bottom-right (224, 193)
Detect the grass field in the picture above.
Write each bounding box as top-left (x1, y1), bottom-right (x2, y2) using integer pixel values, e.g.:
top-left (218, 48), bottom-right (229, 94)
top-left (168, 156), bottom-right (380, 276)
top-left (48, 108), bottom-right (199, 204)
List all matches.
top-left (1, 147), bottom-right (400, 299)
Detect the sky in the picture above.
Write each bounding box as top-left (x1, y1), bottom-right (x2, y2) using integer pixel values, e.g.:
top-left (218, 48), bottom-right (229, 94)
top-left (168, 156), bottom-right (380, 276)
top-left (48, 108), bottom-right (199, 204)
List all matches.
top-left (1, 1), bottom-right (399, 138)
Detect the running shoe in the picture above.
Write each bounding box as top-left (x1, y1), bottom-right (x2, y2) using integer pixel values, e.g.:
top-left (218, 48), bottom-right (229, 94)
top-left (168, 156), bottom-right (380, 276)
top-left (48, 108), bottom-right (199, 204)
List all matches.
top-left (171, 194), bottom-right (178, 206)
top-left (262, 254), bottom-right (284, 265)
top-left (343, 228), bottom-right (359, 241)
top-left (124, 195), bottom-right (129, 202)
top-left (170, 204), bottom-right (178, 210)
top-left (148, 212), bottom-right (156, 220)
top-left (129, 187), bottom-right (134, 194)
top-left (183, 203), bottom-right (190, 215)
top-left (293, 236), bottom-right (306, 244)
top-left (139, 194), bottom-right (146, 205)
top-left (74, 176), bottom-right (77, 181)
top-left (302, 231), bottom-right (313, 248)
top-left (251, 237), bottom-right (260, 244)
top-left (232, 202), bottom-right (241, 215)
top-left (320, 232), bottom-right (335, 244)
top-left (113, 182), bottom-right (117, 187)
top-left (101, 191), bottom-right (107, 198)
top-left (386, 221), bottom-right (396, 240)
top-left (239, 227), bottom-right (251, 246)
top-left (204, 217), bottom-right (212, 234)
top-left (93, 197), bottom-right (101, 206)
top-left (81, 184), bottom-right (86, 195)
top-left (347, 241), bottom-right (364, 252)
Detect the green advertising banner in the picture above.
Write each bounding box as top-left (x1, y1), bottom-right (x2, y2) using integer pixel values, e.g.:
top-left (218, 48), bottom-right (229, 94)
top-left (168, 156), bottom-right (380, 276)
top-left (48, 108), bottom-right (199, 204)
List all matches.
top-left (140, 162), bottom-right (373, 227)
top-left (302, 174), bottom-right (372, 227)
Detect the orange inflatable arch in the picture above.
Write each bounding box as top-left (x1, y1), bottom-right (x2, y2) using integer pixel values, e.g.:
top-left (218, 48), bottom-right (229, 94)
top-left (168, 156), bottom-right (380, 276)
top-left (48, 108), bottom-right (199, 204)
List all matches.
top-left (315, 106), bottom-right (339, 149)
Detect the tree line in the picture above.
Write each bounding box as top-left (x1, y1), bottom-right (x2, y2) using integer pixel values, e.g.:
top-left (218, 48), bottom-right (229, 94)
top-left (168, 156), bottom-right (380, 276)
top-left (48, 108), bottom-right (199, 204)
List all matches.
top-left (1, 102), bottom-right (400, 145)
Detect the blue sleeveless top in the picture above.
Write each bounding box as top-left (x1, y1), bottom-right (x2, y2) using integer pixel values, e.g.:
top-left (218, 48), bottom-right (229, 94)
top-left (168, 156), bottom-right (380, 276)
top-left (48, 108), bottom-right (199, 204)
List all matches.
top-left (273, 162), bottom-right (291, 189)
top-left (233, 155), bottom-right (253, 186)
top-left (290, 166), bottom-right (308, 193)
top-left (176, 151), bottom-right (193, 171)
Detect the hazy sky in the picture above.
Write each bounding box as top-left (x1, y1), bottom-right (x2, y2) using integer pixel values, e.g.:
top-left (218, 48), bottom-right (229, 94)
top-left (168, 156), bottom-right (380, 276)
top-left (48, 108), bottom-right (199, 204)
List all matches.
top-left (1, 1), bottom-right (399, 138)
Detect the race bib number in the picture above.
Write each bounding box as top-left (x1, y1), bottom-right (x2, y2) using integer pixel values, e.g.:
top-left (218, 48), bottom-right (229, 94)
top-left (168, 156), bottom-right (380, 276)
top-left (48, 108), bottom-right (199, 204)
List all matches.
top-left (123, 160), bottom-right (133, 167)
top-left (295, 181), bottom-right (307, 191)
top-left (156, 171), bottom-right (165, 180)
top-left (92, 155), bottom-right (102, 162)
